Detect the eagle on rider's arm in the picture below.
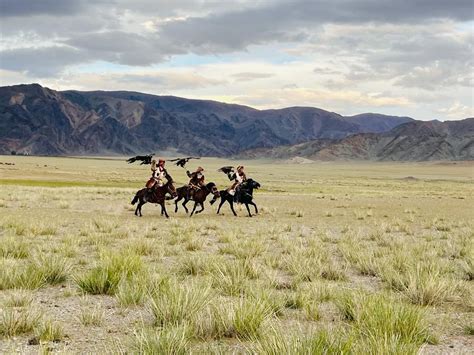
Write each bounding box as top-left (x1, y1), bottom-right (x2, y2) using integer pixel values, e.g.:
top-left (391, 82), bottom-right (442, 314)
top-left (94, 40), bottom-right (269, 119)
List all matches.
top-left (218, 166), bottom-right (236, 180)
top-left (218, 166), bottom-right (234, 174)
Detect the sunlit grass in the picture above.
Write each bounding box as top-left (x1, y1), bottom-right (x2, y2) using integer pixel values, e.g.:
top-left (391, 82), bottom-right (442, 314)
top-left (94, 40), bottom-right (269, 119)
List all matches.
top-left (0, 157), bottom-right (472, 353)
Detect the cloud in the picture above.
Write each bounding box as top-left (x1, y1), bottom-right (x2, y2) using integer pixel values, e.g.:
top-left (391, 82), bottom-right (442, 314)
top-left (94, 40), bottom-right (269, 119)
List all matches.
top-left (64, 31), bottom-right (180, 66)
top-left (155, 0), bottom-right (473, 55)
top-left (395, 62), bottom-right (473, 90)
top-left (231, 72), bottom-right (275, 82)
top-left (437, 101), bottom-right (474, 119)
top-left (0, 0), bottom-right (87, 17)
top-left (0, 0), bottom-right (472, 120)
top-left (0, 46), bottom-right (89, 76)
top-left (229, 87), bottom-right (412, 110)
top-left (1, 1), bottom-right (472, 76)
top-left (114, 71), bottom-right (226, 90)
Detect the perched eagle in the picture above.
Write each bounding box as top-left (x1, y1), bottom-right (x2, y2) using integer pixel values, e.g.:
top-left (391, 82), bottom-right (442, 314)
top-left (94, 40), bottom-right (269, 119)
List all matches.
top-left (169, 157), bottom-right (200, 168)
top-left (126, 154), bottom-right (154, 165)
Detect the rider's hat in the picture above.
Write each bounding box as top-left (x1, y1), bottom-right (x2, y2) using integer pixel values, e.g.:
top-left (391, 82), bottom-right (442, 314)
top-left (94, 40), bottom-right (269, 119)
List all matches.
top-left (237, 165), bottom-right (244, 171)
top-left (158, 158), bottom-right (165, 164)
top-left (197, 166), bottom-right (204, 172)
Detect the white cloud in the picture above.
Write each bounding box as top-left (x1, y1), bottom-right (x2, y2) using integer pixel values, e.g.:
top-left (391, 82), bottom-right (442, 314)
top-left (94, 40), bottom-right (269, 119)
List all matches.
top-left (438, 101), bottom-right (474, 119)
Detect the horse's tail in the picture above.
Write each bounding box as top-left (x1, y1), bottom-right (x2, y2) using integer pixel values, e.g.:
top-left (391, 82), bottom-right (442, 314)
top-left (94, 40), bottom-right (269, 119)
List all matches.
top-left (131, 194), bottom-right (139, 205)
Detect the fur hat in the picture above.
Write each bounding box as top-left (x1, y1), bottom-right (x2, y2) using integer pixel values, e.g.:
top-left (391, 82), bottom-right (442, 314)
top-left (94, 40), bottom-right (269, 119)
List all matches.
top-left (196, 166), bottom-right (204, 172)
top-left (237, 165), bottom-right (244, 171)
top-left (158, 159), bottom-right (165, 164)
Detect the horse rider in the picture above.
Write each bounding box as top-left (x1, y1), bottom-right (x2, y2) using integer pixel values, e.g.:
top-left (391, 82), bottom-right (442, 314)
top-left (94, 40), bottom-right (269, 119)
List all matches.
top-left (227, 165), bottom-right (247, 201)
top-left (146, 159), bottom-right (171, 191)
top-left (186, 166), bottom-right (205, 199)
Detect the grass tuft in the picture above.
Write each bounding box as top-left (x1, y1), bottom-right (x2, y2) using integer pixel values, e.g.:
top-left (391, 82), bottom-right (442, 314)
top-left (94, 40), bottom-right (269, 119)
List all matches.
top-left (75, 251), bottom-right (143, 295)
top-left (0, 308), bottom-right (41, 337)
top-left (149, 283), bottom-right (211, 327)
top-left (35, 319), bottom-right (65, 342)
top-left (229, 298), bottom-right (273, 340)
top-left (131, 326), bottom-right (190, 354)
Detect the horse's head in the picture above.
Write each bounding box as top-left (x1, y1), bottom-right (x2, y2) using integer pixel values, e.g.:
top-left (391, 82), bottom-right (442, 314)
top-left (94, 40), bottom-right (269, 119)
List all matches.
top-left (206, 182), bottom-right (220, 197)
top-left (246, 178), bottom-right (261, 190)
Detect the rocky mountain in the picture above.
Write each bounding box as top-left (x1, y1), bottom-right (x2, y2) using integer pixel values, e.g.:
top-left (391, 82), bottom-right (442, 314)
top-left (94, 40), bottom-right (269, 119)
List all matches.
top-left (240, 119), bottom-right (474, 161)
top-left (0, 83), bottom-right (412, 156)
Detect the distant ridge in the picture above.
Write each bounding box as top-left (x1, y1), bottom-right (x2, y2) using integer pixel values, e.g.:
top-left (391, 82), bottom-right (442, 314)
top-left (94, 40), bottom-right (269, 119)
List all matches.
top-left (2, 83), bottom-right (469, 161)
top-left (240, 118), bottom-right (474, 161)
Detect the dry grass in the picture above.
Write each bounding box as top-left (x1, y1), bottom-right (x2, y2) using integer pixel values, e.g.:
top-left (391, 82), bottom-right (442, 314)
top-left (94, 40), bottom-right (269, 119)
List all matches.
top-left (0, 156), bottom-right (472, 353)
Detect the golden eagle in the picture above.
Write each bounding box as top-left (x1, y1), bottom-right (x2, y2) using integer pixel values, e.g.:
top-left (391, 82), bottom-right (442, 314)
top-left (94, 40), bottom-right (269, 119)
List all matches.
top-left (218, 166), bottom-right (235, 174)
top-left (169, 157), bottom-right (201, 168)
top-left (126, 154), bottom-right (155, 165)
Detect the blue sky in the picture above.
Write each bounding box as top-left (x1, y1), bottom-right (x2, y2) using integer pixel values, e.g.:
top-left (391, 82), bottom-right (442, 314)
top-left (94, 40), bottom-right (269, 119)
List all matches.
top-left (0, 0), bottom-right (472, 120)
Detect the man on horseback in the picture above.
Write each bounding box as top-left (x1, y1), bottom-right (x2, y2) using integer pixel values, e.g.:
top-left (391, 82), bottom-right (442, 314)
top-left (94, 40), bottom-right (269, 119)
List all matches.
top-left (227, 165), bottom-right (247, 201)
top-left (146, 159), bottom-right (172, 198)
top-left (186, 166), bottom-right (205, 200)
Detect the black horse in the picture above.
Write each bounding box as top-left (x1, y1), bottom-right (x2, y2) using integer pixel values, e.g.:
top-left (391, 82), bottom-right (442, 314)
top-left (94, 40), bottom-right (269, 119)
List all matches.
top-left (216, 178), bottom-right (260, 217)
top-left (174, 182), bottom-right (220, 216)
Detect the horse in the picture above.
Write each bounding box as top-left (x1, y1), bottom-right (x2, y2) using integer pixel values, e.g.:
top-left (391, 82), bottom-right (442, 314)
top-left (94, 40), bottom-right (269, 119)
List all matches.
top-left (216, 178), bottom-right (260, 217)
top-left (131, 180), bottom-right (177, 217)
top-left (174, 182), bottom-right (220, 216)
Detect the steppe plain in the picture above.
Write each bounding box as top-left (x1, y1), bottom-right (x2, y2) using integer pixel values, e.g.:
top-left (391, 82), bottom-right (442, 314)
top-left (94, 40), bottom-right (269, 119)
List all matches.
top-left (0, 156), bottom-right (472, 354)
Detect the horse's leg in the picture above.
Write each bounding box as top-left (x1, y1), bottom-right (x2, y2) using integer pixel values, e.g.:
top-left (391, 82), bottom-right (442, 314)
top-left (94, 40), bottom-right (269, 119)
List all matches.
top-left (245, 203), bottom-right (252, 217)
top-left (137, 201), bottom-right (144, 217)
top-left (190, 202), bottom-right (198, 217)
top-left (229, 200), bottom-right (237, 216)
top-left (217, 198), bottom-right (225, 214)
top-left (175, 196), bottom-right (182, 213)
top-left (249, 201), bottom-right (258, 214)
top-left (162, 202), bottom-right (169, 218)
top-left (182, 199), bottom-right (189, 214)
top-left (196, 202), bottom-right (204, 214)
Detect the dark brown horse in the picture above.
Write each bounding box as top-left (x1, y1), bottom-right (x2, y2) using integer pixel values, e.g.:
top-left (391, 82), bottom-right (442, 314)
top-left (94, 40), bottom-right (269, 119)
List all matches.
top-left (174, 182), bottom-right (220, 216)
top-left (131, 180), bottom-right (177, 217)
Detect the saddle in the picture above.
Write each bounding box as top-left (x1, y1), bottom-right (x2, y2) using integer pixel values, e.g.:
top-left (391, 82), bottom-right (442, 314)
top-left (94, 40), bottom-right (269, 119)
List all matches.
top-left (146, 178), bottom-right (165, 189)
top-left (146, 178), bottom-right (156, 189)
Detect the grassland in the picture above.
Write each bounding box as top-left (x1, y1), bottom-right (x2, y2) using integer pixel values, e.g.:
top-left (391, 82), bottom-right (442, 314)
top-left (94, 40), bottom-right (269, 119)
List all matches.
top-left (0, 155), bottom-right (473, 354)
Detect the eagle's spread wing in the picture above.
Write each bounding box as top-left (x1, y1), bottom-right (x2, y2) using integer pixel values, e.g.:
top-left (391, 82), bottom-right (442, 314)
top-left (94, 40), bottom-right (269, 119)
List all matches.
top-left (170, 157), bottom-right (201, 168)
top-left (126, 154), bottom-right (154, 165)
top-left (218, 166), bottom-right (234, 174)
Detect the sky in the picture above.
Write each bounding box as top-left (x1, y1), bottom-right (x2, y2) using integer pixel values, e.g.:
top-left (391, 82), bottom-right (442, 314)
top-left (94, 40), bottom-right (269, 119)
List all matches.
top-left (0, 0), bottom-right (473, 120)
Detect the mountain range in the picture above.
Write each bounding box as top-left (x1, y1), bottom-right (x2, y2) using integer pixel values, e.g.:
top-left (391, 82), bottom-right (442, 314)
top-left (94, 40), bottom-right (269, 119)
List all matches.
top-left (0, 83), bottom-right (472, 161)
top-left (240, 119), bottom-right (474, 161)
